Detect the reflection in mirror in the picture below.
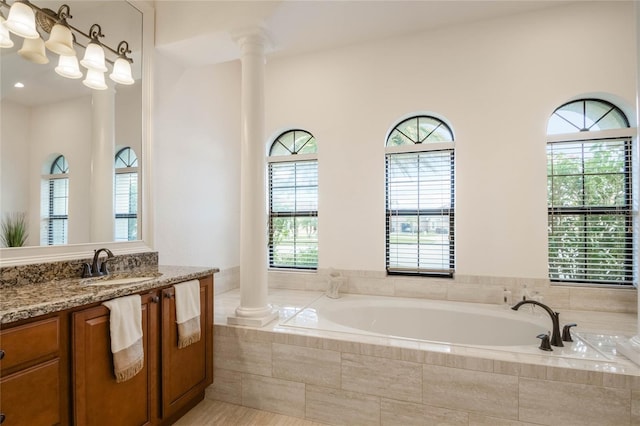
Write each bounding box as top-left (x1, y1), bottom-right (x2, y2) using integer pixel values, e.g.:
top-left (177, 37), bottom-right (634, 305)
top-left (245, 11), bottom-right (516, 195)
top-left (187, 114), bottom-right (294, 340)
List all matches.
top-left (0, 1), bottom-right (143, 250)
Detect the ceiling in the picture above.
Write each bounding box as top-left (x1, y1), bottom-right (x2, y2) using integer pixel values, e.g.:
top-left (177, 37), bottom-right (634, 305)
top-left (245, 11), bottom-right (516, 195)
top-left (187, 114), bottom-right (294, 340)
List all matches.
top-left (154, 0), bottom-right (575, 66)
top-left (1, 0), bottom-right (574, 106)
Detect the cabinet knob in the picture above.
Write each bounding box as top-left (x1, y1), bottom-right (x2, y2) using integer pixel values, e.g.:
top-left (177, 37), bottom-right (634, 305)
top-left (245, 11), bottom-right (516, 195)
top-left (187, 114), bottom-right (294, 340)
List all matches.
top-left (0, 349), bottom-right (4, 360)
top-left (151, 296), bottom-right (160, 303)
top-left (1, 412), bottom-right (6, 424)
top-left (164, 293), bottom-right (174, 299)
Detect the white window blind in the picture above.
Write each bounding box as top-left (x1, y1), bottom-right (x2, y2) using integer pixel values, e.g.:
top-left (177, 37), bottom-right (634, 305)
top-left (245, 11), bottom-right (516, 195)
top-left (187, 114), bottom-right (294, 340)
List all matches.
top-left (115, 172), bottom-right (138, 241)
top-left (547, 138), bottom-right (633, 284)
top-left (386, 150), bottom-right (455, 275)
top-left (269, 160), bottom-right (318, 269)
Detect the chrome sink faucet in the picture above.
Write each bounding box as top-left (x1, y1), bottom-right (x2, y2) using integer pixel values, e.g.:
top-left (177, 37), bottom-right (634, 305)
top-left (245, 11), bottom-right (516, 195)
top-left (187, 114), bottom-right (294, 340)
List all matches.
top-left (512, 300), bottom-right (563, 347)
top-left (82, 248), bottom-right (115, 278)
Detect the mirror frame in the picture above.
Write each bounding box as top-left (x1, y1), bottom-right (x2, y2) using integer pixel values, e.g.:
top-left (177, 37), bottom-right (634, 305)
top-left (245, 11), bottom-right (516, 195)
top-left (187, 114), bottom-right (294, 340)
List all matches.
top-left (0, 0), bottom-right (154, 266)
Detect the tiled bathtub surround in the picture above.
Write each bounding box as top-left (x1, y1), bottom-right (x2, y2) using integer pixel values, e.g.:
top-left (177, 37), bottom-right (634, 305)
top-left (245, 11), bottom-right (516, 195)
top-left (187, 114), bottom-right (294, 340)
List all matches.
top-left (269, 269), bottom-right (638, 314)
top-left (211, 289), bottom-right (640, 426)
top-left (0, 251), bottom-right (159, 288)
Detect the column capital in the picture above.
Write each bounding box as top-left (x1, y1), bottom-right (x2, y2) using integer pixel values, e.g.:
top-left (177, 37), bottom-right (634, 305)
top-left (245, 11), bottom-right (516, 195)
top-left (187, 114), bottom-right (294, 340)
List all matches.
top-left (231, 26), bottom-right (270, 52)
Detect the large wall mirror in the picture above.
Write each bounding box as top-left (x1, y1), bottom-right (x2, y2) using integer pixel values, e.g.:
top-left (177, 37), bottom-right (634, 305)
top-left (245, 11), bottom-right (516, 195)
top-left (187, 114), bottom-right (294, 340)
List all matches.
top-left (0, 0), bottom-right (154, 265)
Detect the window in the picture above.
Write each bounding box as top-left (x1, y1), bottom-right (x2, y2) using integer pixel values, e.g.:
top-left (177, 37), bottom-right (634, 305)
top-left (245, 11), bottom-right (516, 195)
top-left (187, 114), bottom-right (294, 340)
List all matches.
top-left (268, 129), bottom-right (318, 269)
top-left (114, 147), bottom-right (138, 241)
top-left (385, 115), bottom-right (455, 276)
top-left (43, 155), bottom-right (69, 245)
top-left (547, 99), bottom-right (634, 285)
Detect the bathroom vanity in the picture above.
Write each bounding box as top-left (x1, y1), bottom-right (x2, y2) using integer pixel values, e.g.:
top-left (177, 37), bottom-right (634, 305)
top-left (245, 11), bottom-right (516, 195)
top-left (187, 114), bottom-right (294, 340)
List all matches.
top-left (0, 262), bottom-right (216, 426)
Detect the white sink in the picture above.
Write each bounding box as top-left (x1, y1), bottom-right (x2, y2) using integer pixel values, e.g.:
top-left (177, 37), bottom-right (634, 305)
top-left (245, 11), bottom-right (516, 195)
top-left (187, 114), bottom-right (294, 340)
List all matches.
top-left (82, 275), bottom-right (160, 287)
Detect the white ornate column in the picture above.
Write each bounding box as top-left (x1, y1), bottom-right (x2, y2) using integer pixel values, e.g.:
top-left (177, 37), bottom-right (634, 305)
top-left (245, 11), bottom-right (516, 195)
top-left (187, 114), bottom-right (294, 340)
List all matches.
top-left (89, 88), bottom-right (115, 243)
top-left (228, 28), bottom-right (278, 327)
top-left (617, 2), bottom-right (640, 365)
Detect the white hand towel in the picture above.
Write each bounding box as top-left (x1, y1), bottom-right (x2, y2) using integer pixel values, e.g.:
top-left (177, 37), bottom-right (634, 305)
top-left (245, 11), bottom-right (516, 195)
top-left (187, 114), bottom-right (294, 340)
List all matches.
top-left (102, 294), bottom-right (144, 383)
top-left (174, 279), bottom-right (201, 349)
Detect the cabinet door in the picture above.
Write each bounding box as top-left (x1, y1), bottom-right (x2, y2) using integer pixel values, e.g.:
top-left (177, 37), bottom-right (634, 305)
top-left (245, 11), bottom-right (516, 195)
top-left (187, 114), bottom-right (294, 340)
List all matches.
top-left (0, 359), bottom-right (60, 426)
top-left (160, 276), bottom-right (213, 420)
top-left (72, 293), bottom-right (159, 426)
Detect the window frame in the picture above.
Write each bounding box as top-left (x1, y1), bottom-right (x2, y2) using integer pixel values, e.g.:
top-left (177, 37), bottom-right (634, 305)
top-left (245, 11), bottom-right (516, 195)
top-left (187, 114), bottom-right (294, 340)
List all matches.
top-left (267, 129), bottom-right (318, 270)
top-left (44, 155), bottom-right (69, 246)
top-left (385, 115), bottom-right (456, 277)
top-left (546, 99), bottom-right (635, 286)
top-left (114, 147), bottom-right (139, 242)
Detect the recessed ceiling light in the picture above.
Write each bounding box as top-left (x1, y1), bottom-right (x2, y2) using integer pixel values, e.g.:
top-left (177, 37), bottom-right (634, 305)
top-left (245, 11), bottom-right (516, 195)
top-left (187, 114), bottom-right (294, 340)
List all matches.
top-left (14, 82), bottom-right (25, 88)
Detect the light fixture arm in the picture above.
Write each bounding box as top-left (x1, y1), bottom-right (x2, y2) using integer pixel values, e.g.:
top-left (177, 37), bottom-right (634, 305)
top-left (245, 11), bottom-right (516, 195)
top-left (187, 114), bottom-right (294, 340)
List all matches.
top-left (56, 4), bottom-right (71, 23)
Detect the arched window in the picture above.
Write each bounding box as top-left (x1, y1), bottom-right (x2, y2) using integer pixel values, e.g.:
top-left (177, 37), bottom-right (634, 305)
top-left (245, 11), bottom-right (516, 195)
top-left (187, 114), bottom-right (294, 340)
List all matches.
top-left (385, 115), bottom-right (455, 276)
top-left (114, 147), bottom-right (138, 241)
top-left (267, 129), bottom-right (318, 269)
top-left (547, 98), bottom-right (634, 285)
top-left (43, 155), bottom-right (69, 245)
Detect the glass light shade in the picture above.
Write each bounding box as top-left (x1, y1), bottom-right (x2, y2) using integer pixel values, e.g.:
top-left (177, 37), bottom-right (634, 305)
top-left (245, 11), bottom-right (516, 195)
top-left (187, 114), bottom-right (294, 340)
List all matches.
top-left (18, 37), bottom-right (49, 64)
top-left (80, 41), bottom-right (107, 72)
top-left (83, 68), bottom-right (107, 90)
top-left (109, 57), bottom-right (134, 85)
top-left (55, 54), bottom-right (83, 79)
top-left (5, 1), bottom-right (39, 39)
top-left (45, 23), bottom-right (75, 56)
top-left (0, 15), bottom-right (15, 48)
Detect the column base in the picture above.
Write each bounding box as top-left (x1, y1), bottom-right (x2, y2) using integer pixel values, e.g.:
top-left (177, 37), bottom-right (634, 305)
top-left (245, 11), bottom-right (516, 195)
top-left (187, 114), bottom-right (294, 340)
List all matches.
top-left (616, 335), bottom-right (640, 366)
top-left (227, 305), bottom-right (279, 327)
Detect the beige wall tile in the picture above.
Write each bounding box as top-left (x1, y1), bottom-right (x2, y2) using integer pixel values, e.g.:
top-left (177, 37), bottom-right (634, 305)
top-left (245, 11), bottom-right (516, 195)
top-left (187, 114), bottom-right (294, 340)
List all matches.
top-left (272, 343), bottom-right (341, 388)
top-left (346, 276), bottom-right (395, 296)
top-left (445, 354), bottom-right (493, 372)
top-left (214, 335), bottom-right (272, 376)
top-left (306, 385), bottom-right (380, 425)
top-left (545, 366), bottom-right (603, 386)
top-left (359, 343), bottom-right (425, 363)
top-left (208, 368), bottom-right (242, 405)
top-left (423, 364), bottom-right (518, 420)
top-left (569, 287), bottom-right (637, 313)
top-left (393, 278), bottom-right (448, 299)
top-left (342, 353), bottom-right (422, 403)
top-left (519, 378), bottom-right (631, 425)
top-left (241, 374), bottom-right (306, 418)
top-left (632, 390), bottom-right (640, 425)
top-left (380, 398), bottom-right (468, 426)
top-left (447, 284), bottom-right (503, 304)
top-left (468, 413), bottom-right (538, 425)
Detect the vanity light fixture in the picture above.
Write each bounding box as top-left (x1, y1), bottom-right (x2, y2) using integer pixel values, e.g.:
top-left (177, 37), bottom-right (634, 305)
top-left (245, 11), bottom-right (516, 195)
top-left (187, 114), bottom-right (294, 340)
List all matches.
top-left (0, 11), bottom-right (14, 47)
top-left (17, 34), bottom-right (47, 63)
top-left (43, 4), bottom-right (73, 56)
top-left (55, 53), bottom-right (82, 79)
top-left (4, 0), bottom-right (38, 39)
top-left (0, 0), bottom-right (136, 89)
top-left (80, 24), bottom-right (107, 72)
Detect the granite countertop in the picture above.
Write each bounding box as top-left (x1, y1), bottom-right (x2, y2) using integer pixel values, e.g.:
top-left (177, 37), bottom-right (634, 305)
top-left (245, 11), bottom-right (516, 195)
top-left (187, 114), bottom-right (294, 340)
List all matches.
top-left (0, 265), bottom-right (218, 324)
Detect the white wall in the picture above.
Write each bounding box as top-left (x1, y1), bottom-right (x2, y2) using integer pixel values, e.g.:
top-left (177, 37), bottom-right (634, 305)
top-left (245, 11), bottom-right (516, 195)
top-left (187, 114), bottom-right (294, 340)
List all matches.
top-left (153, 53), bottom-right (241, 268)
top-left (153, 1), bottom-right (637, 282)
top-left (265, 1), bottom-right (637, 279)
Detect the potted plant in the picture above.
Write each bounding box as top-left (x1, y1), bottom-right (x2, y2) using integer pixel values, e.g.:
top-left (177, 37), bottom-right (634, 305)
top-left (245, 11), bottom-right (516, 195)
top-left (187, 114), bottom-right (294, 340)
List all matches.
top-left (1, 212), bottom-right (29, 247)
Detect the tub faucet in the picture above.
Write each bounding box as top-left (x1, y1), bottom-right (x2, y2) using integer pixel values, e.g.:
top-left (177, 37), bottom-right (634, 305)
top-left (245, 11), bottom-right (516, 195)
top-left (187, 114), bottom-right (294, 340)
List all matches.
top-left (82, 248), bottom-right (115, 278)
top-left (511, 300), bottom-right (563, 347)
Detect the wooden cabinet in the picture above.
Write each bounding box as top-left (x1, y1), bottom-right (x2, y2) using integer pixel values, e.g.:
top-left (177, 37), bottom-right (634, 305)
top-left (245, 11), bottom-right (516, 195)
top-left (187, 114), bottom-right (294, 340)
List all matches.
top-left (72, 293), bottom-right (159, 426)
top-left (0, 315), bottom-right (68, 426)
top-left (71, 275), bottom-right (213, 425)
top-left (160, 275), bottom-right (213, 421)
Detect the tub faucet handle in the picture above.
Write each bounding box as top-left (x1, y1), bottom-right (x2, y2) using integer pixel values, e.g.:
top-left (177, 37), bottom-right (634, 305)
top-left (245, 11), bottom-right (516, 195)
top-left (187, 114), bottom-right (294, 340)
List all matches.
top-left (562, 323), bottom-right (577, 342)
top-left (537, 333), bottom-right (553, 351)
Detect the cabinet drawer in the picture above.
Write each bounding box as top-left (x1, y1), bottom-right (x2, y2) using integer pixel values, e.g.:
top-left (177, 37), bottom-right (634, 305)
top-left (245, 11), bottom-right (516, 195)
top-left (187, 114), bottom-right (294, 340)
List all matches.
top-left (0, 358), bottom-right (61, 425)
top-left (0, 317), bottom-right (60, 372)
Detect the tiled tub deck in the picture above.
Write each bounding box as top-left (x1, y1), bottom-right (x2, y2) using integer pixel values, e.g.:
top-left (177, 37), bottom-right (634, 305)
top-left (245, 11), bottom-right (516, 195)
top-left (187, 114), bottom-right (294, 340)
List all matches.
top-left (211, 289), bottom-right (640, 426)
